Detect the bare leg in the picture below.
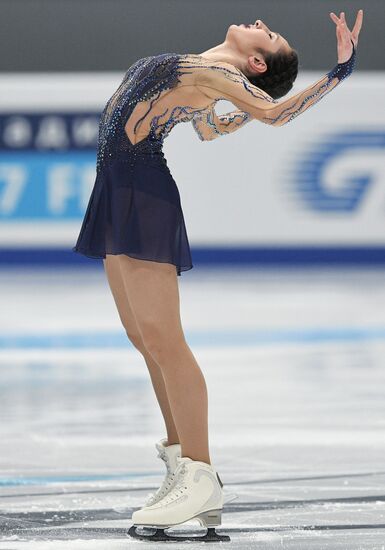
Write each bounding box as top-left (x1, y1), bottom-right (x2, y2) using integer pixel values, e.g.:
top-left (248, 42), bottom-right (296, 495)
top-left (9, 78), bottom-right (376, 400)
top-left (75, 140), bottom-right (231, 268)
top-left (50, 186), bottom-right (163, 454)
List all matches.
top-left (103, 255), bottom-right (179, 445)
top-left (116, 254), bottom-right (211, 465)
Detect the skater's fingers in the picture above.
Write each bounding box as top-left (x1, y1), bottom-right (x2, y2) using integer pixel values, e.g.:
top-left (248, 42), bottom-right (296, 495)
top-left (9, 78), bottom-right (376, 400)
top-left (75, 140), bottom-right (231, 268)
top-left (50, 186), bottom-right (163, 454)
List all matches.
top-left (330, 12), bottom-right (341, 26)
top-left (352, 9), bottom-right (364, 37)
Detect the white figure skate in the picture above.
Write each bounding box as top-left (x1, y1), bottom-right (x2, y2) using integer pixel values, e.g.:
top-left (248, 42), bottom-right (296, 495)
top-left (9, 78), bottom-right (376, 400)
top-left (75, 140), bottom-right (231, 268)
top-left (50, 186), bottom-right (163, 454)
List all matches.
top-left (144, 438), bottom-right (181, 507)
top-left (128, 456), bottom-right (230, 542)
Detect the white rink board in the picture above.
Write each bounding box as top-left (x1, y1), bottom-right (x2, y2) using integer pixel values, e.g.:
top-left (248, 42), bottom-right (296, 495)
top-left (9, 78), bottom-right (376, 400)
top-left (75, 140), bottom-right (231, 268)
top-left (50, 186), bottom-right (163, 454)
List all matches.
top-left (0, 71), bottom-right (384, 247)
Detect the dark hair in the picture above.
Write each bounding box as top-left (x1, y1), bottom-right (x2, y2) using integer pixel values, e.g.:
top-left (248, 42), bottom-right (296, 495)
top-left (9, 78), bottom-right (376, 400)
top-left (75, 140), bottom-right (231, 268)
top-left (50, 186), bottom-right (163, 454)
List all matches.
top-left (247, 46), bottom-right (299, 99)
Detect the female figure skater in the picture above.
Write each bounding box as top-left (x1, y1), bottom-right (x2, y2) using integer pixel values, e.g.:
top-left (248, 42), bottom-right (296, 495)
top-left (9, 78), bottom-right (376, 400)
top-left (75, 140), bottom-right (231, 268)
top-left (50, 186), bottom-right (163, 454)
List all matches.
top-left (73, 10), bottom-right (363, 542)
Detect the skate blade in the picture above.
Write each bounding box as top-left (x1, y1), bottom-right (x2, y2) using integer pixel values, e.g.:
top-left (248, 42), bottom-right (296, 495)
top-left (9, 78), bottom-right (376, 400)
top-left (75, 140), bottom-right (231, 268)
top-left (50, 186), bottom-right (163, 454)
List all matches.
top-left (128, 524), bottom-right (230, 542)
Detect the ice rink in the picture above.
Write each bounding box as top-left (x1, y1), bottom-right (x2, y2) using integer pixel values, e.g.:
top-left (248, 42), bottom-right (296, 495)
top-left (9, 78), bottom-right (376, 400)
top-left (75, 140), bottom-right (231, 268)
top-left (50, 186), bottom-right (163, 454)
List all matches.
top-left (1, 265), bottom-right (385, 549)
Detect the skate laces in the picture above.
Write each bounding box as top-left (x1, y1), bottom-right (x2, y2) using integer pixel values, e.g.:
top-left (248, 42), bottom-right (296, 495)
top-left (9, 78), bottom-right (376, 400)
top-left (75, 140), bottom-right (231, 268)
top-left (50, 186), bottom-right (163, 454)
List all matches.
top-left (158, 471), bottom-right (177, 494)
top-left (163, 464), bottom-right (188, 502)
top-left (146, 473), bottom-right (176, 503)
top-left (146, 450), bottom-right (177, 503)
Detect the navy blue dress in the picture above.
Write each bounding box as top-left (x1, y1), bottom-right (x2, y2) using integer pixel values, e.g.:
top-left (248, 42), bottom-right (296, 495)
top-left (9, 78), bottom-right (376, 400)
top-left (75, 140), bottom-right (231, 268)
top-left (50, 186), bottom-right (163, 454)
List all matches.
top-left (73, 46), bottom-right (356, 276)
top-left (72, 53), bottom-right (194, 276)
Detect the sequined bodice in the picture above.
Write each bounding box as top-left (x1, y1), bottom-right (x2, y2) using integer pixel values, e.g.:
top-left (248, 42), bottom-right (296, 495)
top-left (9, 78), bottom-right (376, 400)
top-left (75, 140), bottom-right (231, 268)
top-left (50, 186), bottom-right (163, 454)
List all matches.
top-left (96, 52), bottom-right (209, 173)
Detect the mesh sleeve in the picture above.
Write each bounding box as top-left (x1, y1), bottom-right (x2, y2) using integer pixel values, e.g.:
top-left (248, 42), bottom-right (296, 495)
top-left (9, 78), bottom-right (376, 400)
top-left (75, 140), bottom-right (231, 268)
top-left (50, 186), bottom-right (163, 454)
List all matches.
top-left (191, 105), bottom-right (253, 141)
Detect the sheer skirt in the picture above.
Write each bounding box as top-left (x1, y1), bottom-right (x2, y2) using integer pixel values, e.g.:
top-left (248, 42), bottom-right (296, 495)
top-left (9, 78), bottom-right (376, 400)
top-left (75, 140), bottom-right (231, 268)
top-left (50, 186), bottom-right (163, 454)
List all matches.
top-left (72, 155), bottom-right (193, 276)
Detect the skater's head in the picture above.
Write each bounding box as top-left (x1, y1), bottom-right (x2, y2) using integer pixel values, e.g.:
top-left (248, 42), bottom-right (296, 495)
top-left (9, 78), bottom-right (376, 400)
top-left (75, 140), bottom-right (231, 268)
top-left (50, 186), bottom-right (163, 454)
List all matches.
top-left (226, 19), bottom-right (299, 99)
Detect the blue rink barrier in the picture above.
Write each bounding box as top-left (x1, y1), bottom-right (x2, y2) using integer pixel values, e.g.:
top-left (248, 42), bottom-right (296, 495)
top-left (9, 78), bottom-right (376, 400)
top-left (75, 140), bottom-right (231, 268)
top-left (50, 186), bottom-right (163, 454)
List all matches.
top-left (2, 326), bottom-right (385, 348)
top-left (1, 246), bottom-right (385, 266)
top-left (0, 473), bottom-right (158, 487)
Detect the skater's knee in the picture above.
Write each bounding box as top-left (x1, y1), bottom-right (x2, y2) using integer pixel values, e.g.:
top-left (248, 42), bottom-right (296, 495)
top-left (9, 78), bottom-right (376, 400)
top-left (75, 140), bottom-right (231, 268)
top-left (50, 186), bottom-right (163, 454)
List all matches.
top-left (125, 328), bottom-right (147, 353)
top-left (139, 321), bottom-right (186, 363)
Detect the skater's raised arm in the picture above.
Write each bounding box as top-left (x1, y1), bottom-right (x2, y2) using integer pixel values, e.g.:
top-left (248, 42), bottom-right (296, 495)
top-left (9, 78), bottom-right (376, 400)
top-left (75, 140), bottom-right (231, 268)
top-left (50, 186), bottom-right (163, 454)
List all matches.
top-left (191, 105), bottom-right (253, 141)
top-left (194, 10), bottom-right (362, 128)
top-left (195, 45), bottom-right (356, 128)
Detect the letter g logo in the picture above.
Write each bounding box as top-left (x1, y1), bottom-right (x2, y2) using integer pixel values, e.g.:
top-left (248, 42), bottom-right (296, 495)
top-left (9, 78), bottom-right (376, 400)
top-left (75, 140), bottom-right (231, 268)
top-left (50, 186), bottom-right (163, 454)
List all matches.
top-left (285, 131), bottom-right (385, 212)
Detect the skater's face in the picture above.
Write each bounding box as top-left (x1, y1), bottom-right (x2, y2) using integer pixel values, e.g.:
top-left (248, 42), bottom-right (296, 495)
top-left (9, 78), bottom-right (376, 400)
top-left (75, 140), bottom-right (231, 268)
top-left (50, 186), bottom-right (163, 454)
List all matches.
top-left (227, 19), bottom-right (291, 63)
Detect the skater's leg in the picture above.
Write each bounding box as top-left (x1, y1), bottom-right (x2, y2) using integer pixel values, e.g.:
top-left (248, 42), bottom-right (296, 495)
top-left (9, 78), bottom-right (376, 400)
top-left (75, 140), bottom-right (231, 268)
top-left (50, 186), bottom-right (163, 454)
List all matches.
top-left (117, 254), bottom-right (211, 465)
top-left (103, 254), bottom-right (179, 445)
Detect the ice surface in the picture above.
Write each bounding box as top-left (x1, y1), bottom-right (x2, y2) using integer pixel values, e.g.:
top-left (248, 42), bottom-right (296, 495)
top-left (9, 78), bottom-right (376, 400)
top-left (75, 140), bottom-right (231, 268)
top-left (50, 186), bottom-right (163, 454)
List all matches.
top-left (1, 266), bottom-right (385, 549)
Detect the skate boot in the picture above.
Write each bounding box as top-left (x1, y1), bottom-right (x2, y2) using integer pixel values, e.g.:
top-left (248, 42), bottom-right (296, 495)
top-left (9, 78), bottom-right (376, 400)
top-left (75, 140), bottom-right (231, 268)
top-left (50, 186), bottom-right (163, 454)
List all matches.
top-left (143, 438), bottom-right (181, 507)
top-left (128, 456), bottom-right (230, 542)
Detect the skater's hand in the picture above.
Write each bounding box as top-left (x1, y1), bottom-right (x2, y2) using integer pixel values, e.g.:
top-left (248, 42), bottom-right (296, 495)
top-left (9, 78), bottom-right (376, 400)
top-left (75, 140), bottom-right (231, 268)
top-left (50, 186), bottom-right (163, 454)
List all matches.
top-left (329, 9), bottom-right (363, 63)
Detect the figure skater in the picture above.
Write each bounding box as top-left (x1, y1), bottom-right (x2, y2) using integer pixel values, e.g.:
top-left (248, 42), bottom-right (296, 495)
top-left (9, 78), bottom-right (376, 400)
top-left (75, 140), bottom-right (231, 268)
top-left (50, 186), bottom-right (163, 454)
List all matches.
top-left (73, 10), bottom-right (363, 542)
